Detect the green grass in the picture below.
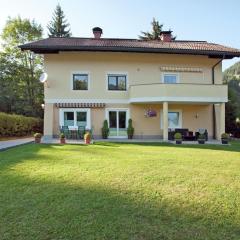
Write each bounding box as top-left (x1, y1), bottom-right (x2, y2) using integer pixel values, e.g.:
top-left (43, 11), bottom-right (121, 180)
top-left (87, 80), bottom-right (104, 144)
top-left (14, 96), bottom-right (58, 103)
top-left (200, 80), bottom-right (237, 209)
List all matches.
top-left (0, 141), bottom-right (240, 240)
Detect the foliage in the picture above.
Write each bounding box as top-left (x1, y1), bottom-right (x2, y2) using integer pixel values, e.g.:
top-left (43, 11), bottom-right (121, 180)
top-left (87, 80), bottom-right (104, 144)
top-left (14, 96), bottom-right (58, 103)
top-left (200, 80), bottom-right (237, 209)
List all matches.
top-left (198, 134), bottom-right (206, 140)
top-left (60, 133), bottom-right (65, 138)
top-left (127, 119), bottom-right (134, 138)
top-left (102, 120), bottom-right (109, 139)
top-left (0, 112), bottom-right (43, 137)
top-left (34, 133), bottom-right (42, 138)
top-left (47, 4), bottom-right (71, 37)
top-left (139, 18), bottom-right (176, 40)
top-left (221, 133), bottom-right (230, 139)
top-left (0, 16), bottom-right (44, 117)
top-left (0, 142), bottom-right (240, 239)
top-left (84, 131), bottom-right (91, 141)
top-left (223, 61), bottom-right (240, 133)
top-left (174, 132), bottom-right (182, 140)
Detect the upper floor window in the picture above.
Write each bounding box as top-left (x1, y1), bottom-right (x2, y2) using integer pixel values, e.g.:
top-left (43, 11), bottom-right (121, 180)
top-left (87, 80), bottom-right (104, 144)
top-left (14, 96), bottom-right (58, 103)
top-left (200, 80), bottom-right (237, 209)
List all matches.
top-left (163, 73), bottom-right (179, 84)
top-left (108, 74), bottom-right (127, 91)
top-left (72, 73), bottom-right (89, 90)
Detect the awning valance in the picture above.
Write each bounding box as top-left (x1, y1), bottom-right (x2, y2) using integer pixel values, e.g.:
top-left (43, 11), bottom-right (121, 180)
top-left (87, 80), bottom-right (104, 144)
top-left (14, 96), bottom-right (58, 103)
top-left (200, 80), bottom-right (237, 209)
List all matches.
top-left (55, 103), bottom-right (105, 108)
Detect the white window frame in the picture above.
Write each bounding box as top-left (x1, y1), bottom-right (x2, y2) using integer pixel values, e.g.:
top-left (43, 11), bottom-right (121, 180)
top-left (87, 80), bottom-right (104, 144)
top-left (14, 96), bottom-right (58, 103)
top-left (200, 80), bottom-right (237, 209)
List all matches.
top-left (105, 108), bottom-right (130, 138)
top-left (160, 109), bottom-right (182, 129)
top-left (106, 72), bottom-right (129, 91)
top-left (162, 72), bottom-right (180, 84)
top-left (59, 108), bottom-right (91, 129)
top-left (71, 71), bottom-right (90, 91)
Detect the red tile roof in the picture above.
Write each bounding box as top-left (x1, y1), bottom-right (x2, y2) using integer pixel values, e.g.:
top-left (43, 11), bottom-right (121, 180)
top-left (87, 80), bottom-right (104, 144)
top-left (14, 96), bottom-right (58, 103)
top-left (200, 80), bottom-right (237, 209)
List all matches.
top-left (19, 37), bottom-right (240, 58)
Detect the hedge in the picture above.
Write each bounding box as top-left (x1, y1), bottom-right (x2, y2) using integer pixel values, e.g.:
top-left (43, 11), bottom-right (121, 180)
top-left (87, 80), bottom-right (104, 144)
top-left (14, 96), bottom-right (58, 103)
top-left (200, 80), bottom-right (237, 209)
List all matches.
top-left (0, 112), bottom-right (43, 137)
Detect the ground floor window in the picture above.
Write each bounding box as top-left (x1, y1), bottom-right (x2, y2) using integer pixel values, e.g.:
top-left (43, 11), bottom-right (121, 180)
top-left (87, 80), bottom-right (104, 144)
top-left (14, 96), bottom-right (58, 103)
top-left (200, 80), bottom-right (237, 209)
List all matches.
top-left (106, 108), bottom-right (129, 138)
top-left (59, 108), bottom-right (91, 129)
top-left (161, 109), bottom-right (182, 129)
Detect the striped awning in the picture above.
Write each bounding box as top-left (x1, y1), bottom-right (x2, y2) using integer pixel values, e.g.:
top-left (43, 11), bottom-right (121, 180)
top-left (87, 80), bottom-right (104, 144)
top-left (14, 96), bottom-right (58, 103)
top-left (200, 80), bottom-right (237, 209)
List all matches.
top-left (55, 103), bottom-right (105, 108)
top-left (160, 66), bottom-right (203, 73)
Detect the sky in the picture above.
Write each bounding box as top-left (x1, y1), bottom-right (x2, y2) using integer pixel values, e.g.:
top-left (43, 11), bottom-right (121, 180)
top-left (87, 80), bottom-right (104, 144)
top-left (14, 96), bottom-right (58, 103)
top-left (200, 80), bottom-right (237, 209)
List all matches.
top-left (0, 0), bottom-right (239, 70)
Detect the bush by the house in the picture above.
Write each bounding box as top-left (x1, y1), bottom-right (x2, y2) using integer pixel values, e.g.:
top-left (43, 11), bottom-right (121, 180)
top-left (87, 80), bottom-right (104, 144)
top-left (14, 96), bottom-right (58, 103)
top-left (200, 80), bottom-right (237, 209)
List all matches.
top-left (0, 112), bottom-right (43, 137)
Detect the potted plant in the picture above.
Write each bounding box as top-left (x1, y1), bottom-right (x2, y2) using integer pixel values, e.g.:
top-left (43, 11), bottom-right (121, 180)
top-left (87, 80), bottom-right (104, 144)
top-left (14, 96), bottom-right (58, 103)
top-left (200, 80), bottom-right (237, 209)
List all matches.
top-left (102, 120), bottom-right (109, 139)
top-left (84, 131), bottom-right (91, 144)
top-left (60, 133), bottom-right (66, 144)
top-left (127, 119), bottom-right (134, 139)
top-left (198, 134), bottom-right (206, 144)
top-left (174, 132), bottom-right (182, 144)
top-left (221, 133), bottom-right (230, 144)
top-left (34, 133), bottom-right (42, 143)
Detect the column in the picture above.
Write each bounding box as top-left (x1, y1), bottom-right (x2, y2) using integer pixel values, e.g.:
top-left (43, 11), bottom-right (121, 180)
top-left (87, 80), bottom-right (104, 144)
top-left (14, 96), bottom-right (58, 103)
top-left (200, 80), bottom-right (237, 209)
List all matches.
top-left (43, 103), bottom-right (54, 139)
top-left (218, 103), bottom-right (225, 140)
top-left (163, 101), bottom-right (168, 141)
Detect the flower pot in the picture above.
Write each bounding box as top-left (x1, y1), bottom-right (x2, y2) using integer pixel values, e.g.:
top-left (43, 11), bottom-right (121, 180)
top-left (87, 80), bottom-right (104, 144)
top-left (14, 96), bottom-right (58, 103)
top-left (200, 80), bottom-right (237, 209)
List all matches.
top-left (176, 140), bottom-right (182, 144)
top-left (198, 140), bottom-right (205, 144)
top-left (85, 139), bottom-right (91, 144)
top-left (221, 139), bottom-right (228, 144)
top-left (35, 137), bottom-right (41, 143)
top-left (60, 138), bottom-right (65, 144)
top-left (128, 135), bottom-right (133, 139)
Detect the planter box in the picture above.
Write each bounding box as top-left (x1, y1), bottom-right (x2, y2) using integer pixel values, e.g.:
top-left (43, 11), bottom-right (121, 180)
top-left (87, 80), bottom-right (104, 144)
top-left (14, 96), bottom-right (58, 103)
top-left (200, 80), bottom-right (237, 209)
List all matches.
top-left (221, 139), bottom-right (229, 144)
top-left (198, 140), bottom-right (205, 144)
top-left (175, 140), bottom-right (182, 144)
top-left (35, 137), bottom-right (41, 143)
top-left (60, 138), bottom-right (66, 144)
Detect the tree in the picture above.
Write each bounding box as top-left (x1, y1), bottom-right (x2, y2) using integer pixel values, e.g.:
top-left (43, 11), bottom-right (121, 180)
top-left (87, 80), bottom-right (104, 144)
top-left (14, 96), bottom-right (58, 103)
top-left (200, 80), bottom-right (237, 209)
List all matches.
top-left (47, 4), bottom-right (71, 37)
top-left (0, 16), bottom-right (44, 117)
top-left (139, 18), bottom-right (176, 40)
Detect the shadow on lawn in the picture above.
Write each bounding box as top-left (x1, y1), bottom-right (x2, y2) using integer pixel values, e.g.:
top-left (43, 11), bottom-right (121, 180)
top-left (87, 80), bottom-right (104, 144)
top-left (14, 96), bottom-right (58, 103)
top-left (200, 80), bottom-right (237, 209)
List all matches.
top-left (95, 140), bottom-right (240, 153)
top-left (0, 146), bottom-right (240, 239)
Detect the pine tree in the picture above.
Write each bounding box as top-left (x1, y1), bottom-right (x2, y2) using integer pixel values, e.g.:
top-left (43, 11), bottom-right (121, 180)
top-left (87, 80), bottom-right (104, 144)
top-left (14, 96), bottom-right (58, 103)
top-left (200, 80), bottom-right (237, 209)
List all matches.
top-left (139, 18), bottom-right (176, 40)
top-left (47, 4), bottom-right (71, 37)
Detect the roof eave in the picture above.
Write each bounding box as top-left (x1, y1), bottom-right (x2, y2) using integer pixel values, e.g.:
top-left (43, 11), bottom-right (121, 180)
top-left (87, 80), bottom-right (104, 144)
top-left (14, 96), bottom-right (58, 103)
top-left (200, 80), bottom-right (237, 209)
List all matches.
top-left (18, 45), bottom-right (240, 59)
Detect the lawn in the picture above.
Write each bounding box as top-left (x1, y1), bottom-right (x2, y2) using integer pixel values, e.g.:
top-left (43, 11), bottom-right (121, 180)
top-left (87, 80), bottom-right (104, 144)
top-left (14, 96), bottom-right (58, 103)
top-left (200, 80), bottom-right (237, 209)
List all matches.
top-left (0, 142), bottom-right (240, 240)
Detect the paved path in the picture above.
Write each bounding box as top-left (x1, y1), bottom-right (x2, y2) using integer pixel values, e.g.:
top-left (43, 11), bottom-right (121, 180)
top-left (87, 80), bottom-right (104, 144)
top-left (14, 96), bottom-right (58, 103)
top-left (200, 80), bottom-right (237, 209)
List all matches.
top-left (0, 138), bottom-right (34, 151)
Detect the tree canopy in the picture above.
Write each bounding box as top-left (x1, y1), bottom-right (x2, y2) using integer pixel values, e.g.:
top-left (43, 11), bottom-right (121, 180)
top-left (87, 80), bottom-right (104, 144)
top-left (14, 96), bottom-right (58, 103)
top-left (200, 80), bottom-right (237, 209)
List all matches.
top-left (0, 17), bottom-right (44, 117)
top-left (139, 18), bottom-right (176, 40)
top-left (47, 4), bottom-right (71, 37)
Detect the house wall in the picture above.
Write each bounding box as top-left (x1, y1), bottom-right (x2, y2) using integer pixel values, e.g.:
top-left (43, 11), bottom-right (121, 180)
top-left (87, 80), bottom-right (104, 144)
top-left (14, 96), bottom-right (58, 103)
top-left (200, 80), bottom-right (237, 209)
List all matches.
top-left (43, 51), bottom-right (225, 140)
top-left (50, 103), bottom-right (214, 139)
top-left (44, 52), bottom-right (223, 102)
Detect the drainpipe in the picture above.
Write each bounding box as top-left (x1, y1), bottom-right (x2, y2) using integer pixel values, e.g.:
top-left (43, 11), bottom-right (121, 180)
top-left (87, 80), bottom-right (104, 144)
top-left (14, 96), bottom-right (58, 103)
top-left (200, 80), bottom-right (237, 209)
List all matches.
top-left (212, 55), bottom-right (225, 139)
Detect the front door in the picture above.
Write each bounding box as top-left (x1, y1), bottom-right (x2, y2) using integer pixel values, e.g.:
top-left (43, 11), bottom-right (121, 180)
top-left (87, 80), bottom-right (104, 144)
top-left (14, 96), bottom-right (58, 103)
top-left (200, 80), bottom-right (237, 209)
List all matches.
top-left (108, 110), bottom-right (128, 138)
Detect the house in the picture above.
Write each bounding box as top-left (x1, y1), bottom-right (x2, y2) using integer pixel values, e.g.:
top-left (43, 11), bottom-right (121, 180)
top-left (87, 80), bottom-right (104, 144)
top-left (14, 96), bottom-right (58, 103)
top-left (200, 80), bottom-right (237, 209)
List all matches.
top-left (19, 27), bottom-right (240, 141)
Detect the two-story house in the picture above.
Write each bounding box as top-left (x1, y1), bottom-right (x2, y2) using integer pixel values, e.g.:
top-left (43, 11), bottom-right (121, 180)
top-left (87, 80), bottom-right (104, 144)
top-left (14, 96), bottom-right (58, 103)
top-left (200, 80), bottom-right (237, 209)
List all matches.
top-left (20, 27), bottom-right (240, 141)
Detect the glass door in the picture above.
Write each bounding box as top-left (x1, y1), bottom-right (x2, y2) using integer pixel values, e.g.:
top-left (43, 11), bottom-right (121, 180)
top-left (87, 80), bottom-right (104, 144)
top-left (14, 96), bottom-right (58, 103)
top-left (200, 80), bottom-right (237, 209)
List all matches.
top-left (108, 110), bottom-right (128, 138)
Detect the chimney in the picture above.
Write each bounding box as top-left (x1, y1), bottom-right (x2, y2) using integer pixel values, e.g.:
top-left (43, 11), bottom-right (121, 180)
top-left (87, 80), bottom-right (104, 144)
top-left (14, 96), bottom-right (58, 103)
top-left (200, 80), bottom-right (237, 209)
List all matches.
top-left (160, 31), bottom-right (172, 42)
top-left (92, 27), bottom-right (103, 39)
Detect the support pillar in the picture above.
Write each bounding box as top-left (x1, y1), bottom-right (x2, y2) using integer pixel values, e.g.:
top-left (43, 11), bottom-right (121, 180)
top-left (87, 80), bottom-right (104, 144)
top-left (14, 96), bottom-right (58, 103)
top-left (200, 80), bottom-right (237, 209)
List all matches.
top-left (217, 103), bottom-right (225, 140)
top-left (163, 101), bottom-right (168, 141)
top-left (43, 103), bottom-right (54, 139)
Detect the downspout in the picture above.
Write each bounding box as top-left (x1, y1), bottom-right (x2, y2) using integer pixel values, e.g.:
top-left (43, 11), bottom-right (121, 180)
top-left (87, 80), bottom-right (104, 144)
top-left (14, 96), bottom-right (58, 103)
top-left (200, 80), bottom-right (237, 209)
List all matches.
top-left (212, 55), bottom-right (225, 139)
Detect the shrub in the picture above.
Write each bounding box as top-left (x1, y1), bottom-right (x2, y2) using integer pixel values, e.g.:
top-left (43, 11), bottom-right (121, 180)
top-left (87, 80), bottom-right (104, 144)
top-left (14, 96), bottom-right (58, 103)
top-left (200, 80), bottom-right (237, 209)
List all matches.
top-left (174, 132), bottom-right (182, 140)
top-left (198, 134), bottom-right (205, 140)
top-left (84, 132), bottom-right (91, 141)
top-left (102, 120), bottom-right (109, 139)
top-left (60, 133), bottom-right (65, 138)
top-left (34, 133), bottom-right (42, 138)
top-left (0, 112), bottom-right (43, 137)
top-left (221, 133), bottom-right (230, 139)
top-left (127, 119), bottom-right (134, 139)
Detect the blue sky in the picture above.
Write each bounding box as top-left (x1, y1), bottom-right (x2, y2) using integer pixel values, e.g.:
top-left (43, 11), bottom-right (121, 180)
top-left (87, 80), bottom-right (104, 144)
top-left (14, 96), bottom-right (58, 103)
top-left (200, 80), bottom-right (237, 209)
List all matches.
top-left (0, 0), bottom-right (239, 69)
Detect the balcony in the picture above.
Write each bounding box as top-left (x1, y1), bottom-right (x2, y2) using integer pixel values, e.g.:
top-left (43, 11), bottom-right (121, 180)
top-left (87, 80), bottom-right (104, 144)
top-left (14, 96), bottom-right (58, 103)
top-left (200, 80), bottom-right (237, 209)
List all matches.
top-left (129, 83), bottom-right (228, 103)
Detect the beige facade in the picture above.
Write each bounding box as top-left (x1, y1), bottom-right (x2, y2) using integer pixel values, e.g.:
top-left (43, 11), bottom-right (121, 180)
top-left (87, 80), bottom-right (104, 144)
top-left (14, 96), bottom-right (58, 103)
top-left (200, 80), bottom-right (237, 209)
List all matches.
top-left (43, 51), bottom-right (226, 140)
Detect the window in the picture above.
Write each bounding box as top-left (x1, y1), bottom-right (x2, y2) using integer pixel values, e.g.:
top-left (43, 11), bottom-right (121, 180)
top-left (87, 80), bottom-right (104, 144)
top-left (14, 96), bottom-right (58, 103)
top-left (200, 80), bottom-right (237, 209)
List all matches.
top-left (73, 74), bottom-right (88, 90)
top-left (108, 74), bottom-right (127, 91)
top-left (60, 109), bottom-right (91, 129)
top-left (160, 110), bottom-right (182, 129)
top-left (64, 112), bottom-right (74, 126)
top-left (163, 73), bottom-right (178, 84)
top-left (168, 112), bottom-right (180, 128)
